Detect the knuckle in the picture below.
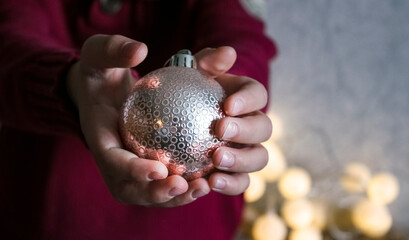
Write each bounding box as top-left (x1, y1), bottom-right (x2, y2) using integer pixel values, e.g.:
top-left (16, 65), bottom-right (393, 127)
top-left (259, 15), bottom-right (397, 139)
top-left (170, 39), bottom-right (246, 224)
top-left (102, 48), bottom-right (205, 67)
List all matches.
top-left (248, 79), bottom-right (268, 102)
top-left (242, 173), bottom-right (251, 191)
top-left (262, 85), bottom-right (268, 101)
top-left (104, 35), bottom-right (120, 53)
top-left (260, 147), bottom-right (269, 169)
top-left (242, 79), bottom-right (268, 108)
top-left (149, 190), bottom-right (171, 204)
top-left (257, 84), bottom-right (269, 107)
top-left (263, 116), bottom-right (273, 141)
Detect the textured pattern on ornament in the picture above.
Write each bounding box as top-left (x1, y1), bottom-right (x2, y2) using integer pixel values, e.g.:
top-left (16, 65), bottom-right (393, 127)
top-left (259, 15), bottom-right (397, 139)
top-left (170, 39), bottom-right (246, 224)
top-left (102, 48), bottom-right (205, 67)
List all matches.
top-left (120, 66), bottom-right (226, 180)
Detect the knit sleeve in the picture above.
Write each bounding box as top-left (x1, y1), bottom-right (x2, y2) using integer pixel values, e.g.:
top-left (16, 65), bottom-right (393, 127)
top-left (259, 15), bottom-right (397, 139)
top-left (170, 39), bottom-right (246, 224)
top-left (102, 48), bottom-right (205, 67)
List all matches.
top-left (0, 1), bottom-right (82, 136)
top-left (191, 0), bottom-right (277, 92)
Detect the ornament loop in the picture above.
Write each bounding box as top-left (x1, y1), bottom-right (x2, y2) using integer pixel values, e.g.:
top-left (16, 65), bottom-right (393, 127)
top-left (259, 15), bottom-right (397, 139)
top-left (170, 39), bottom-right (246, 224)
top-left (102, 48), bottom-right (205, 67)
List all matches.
top-left (165, 49), bottom-right (197, 68)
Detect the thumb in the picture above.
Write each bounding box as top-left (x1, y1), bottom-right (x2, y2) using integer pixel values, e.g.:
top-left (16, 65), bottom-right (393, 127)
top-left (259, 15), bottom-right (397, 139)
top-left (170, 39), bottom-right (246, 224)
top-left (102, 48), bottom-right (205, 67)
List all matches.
top-left (195, 46), bottom-right (237, 78)
top-left (81, 34), bottom-right (148, 69)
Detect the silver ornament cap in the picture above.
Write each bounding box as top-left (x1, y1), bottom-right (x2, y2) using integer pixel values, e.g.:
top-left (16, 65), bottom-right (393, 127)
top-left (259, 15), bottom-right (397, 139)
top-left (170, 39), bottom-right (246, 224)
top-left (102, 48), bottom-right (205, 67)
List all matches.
top-left (120, 49), bottom-right (226, 181)
top-left (166, 49), bottom-right (196, 68)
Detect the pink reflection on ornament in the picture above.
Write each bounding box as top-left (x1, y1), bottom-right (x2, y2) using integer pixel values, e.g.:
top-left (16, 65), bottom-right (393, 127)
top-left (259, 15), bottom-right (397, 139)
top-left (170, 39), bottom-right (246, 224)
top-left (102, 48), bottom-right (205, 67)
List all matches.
top-left (146, 76), bottom-right (161, 89)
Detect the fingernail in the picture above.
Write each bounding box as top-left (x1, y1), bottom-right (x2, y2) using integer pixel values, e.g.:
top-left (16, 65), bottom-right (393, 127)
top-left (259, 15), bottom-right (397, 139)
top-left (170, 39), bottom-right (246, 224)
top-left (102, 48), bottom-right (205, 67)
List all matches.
top-left (218, 151), bottom-right (235, 170)
top-left (147, 171), bottom-right (163, 181)
top-left (169, 187), bottom-right (183, 197)
top-left (192, 190), bottom-right (208, 199)
top-left (222, 121), bottom-right (238, 140)
top-left (232, 99), bottom-right (244, 115)
top-left (213, 178), bottom-right (227, 191)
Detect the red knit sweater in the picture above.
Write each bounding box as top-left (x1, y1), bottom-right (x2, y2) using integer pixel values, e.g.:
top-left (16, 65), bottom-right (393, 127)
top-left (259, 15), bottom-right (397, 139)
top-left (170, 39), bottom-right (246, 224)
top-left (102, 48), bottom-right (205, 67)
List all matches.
top-left (0, 0), bottom-right (276, 239)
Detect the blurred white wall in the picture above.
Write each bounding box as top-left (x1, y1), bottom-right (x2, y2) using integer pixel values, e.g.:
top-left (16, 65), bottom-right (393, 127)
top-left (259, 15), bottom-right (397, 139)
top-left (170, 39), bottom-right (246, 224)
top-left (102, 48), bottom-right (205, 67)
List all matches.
top-left (265, 0), bottom-right (409, 231)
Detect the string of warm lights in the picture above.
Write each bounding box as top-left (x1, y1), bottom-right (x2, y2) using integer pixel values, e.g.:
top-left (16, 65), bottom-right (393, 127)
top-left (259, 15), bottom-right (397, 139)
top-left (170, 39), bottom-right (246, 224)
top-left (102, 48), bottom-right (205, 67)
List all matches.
top-left (239, 112), bottom-right (401, 240)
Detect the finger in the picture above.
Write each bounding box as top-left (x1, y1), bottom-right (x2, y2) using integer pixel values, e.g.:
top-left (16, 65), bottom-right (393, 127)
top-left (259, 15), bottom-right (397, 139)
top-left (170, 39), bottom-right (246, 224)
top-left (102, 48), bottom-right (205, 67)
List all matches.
top-left (216, 75), bottom-right (268, 116)
top-left (215, 112), bottom-right (272, 144)
top-left (160, 178), bottom-right (210, 207)
top-left (79, 105), bottom-right (169, 182)
top-left (146, 175), bottom-right (189, 204)
top-left (101, 147), bottom-right (168, 182)
top-left (209, 172), bottom-right (250, 196)
top-left (112, 175), bottom-right (188, 205)
top-left (81, 34), bottom-right (148, 70)
top-left (212, 144), bottom-right (268, 173)
top-left (195, 47), bottom-right (237, 78)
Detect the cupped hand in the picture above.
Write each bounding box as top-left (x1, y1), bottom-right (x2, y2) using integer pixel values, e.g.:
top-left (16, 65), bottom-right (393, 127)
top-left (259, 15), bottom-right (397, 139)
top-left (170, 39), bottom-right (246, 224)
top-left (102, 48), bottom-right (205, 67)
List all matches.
top-left (67, 34), bottom-right (211, 207)
top-left (195, 47), bottom-right (272, 196)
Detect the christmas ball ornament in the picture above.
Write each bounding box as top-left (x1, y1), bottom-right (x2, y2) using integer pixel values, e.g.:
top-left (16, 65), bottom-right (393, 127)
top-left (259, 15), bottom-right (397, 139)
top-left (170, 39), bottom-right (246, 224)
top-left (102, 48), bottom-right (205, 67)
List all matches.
top-left (120, 50), bottom-right (226, 181)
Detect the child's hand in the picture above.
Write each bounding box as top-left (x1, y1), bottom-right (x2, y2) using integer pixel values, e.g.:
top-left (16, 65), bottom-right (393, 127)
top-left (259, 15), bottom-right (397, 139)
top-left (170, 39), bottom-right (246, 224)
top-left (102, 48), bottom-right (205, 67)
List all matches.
top-left (196, 47), bottom-right (271, 195)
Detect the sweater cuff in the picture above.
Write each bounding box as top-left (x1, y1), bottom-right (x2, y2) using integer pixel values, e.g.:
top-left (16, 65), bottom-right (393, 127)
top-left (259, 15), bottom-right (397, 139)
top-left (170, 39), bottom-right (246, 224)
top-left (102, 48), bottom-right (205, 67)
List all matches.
top-left (21, 49), bottom-right (82, 136)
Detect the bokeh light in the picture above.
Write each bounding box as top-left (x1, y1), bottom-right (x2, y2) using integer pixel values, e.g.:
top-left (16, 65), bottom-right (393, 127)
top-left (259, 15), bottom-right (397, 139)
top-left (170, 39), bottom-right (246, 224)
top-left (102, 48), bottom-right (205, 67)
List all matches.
top-left (259, 141), bottom-right (287, 182)
top-left (278, 167), bottom-right (311, 200)
top-left (367, 172), bottom-right (399, 205)
top-left (281, 198), bottom-right (314, 229)
top-left (352, 199), bottom-right (392, 238)
top-left (244, 173), bottom-right (266, 203)
top-left (252, 212), bottom-right (287, 240)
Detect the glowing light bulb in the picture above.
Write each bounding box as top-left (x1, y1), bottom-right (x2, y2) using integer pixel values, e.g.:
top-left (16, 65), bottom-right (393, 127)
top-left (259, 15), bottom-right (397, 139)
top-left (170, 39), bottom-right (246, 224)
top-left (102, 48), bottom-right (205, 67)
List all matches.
top-left (278, 167), bottom-right (311, 200)
top-left (310, 199), bottom-right (328, 230)
top-left (252, 212), bottom-right (287, 240)
top-left (244, 173), bottom-right (266, 202)
top-left (281, 198), bottom-right (314, 229)
top-left (340, 162), bottom-right (371, 193)
top-left (367, 172), bottom-right (399, 205)
top-left (288, 227), bottom-right (323, 240)
top-left (259, 142), bottom-right (287, 182)
top-left (352, 199), bottom-right (392, 238)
